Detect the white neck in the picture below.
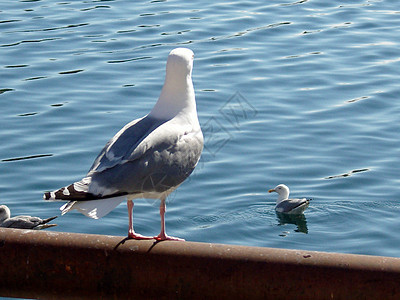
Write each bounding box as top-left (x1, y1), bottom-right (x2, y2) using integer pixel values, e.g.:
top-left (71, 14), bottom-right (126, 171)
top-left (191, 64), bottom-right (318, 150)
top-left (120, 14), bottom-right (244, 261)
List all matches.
top-left (149, 73), bottom-right (198, 122)
top-left (149, 48), bottom-right (197, 121)
top-left (276, 191), bottom-right (289, 203)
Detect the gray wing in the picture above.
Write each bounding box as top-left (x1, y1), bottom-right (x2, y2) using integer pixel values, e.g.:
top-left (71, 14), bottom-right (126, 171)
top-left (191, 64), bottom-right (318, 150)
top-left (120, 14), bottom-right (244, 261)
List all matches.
top-left (1, 216), bottom-right (54, 229)
top-left (44, 115), bottom-right (203, 200)
top-left (275, 198), bottom-right (310, 214)
top-left (89, 115), bottom-right (167, 173)
top-left (1, 215), bottom-right (57, 230)
top-left (88, 116), bottom-right (204, 196)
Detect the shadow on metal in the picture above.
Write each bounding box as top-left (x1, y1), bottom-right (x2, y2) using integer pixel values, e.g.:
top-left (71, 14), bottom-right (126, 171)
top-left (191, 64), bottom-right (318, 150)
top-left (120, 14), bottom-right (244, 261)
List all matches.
top-left (1, 228), bottom-right (400, 299)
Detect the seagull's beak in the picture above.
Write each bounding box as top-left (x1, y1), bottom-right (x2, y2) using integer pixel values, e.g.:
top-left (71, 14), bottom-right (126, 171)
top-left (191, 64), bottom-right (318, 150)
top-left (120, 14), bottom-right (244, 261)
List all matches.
top-left (268, 189), bottom-right (275, 193)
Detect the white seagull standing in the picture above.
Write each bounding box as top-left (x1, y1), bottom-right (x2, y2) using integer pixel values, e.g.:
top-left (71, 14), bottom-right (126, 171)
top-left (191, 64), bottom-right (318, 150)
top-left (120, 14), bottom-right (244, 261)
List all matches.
top-left (44, 48), bottom-right (203, 241)
top-left (268, 184), bottom-right (310, 214)
top-left (0, 205), bottom-right (57, 230)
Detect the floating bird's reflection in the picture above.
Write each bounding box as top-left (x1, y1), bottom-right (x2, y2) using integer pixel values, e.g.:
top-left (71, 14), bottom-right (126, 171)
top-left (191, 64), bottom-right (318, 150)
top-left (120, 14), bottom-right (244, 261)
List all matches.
top-left (276, 211), bottom-right (308, 234)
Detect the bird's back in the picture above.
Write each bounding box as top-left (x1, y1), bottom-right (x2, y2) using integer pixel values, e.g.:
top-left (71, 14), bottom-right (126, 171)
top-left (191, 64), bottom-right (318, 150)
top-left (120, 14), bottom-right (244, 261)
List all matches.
top-left (276, 198), bottom-right (310, 214)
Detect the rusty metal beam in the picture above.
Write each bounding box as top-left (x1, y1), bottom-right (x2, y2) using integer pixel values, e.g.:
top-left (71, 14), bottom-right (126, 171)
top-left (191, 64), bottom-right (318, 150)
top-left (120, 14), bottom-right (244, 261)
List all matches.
top-left (1, 228), bottom-right (400, 299)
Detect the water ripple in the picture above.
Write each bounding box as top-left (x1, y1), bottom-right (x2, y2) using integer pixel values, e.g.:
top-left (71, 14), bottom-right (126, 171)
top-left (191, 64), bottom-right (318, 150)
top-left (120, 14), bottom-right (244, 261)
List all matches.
top-left (4, 64), bottom-right (29, 68)
top-left (9, 23), bottom-right (89, 33)
top-left (107, 56), bottom-right (152, 64)
top-left (80, 5), bottom-right (110, 11)
top-left (2, 154), bottom-right (53, 162)
top-left (0, 88), bottom-right (14, 94)
top-left (0, 20), bottom-right (22, 24)
top-left (1, 38), bottom-right (60, 47)
top-left (209, 22), bottom-right (292, 41)
top-left (58, 69), bottom-right (84, 75)
top-left (324, 168), bottom-right (370, 180)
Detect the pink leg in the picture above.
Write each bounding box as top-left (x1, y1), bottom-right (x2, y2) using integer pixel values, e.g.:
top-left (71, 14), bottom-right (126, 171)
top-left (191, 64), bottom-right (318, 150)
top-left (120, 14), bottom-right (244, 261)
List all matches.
top-left (127, 200), bottom-right (153, 240)
top-left (154, 197), bottom-right (185, 241)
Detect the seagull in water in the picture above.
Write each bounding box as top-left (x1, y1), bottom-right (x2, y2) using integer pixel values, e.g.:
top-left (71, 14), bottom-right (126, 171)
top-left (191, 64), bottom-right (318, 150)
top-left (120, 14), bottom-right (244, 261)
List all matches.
top-left (44, 48), bottom-right (203, 241)
top-left (0, 205), bottom-right (57, 230)
top-left (268, 184), bottom-right (310, 214)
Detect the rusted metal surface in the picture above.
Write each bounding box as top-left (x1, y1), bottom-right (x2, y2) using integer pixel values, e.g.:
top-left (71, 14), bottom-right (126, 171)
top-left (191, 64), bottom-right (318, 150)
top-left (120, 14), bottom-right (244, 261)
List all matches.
top-left (1, 228), bottom-right (400, 299)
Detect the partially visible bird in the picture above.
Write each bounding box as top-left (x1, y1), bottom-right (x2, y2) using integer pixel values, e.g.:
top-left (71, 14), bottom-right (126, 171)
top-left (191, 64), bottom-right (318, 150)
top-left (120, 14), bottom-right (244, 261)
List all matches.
top-left (268, 184), bottom-right (310, 214)
top-left (0, 205), bottom-right (57, 230)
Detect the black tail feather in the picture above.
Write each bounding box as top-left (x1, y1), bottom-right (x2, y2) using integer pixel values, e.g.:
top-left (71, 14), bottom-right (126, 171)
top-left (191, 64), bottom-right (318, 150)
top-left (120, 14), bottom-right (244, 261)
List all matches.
top-left (41, 216), bottom-right (57, 224)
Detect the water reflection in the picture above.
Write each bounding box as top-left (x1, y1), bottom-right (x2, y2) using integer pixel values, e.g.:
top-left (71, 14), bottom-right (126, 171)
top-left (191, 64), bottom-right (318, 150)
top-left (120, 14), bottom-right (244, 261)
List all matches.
top-left (276, 212), bottom-right (308, 234)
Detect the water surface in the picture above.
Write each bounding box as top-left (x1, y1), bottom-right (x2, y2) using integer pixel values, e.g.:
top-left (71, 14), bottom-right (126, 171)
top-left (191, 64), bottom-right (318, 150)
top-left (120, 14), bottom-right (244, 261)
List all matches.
top-left (1, 0), bottom-right (400, 258)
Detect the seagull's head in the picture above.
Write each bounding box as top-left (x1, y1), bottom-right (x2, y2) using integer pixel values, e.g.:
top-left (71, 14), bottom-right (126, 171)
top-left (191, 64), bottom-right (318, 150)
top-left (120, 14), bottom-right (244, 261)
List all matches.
top-left (0, 205), bottom-right (11, 222)
top-left (166, 48), bottom-right (194, 79)
top-left (268, 184), bottom-right (290, 202)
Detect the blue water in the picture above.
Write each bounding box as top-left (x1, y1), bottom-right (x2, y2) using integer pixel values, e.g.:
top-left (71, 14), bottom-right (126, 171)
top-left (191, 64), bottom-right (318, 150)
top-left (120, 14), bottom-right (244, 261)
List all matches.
top-left (1, 0), bottom-right (400, 258)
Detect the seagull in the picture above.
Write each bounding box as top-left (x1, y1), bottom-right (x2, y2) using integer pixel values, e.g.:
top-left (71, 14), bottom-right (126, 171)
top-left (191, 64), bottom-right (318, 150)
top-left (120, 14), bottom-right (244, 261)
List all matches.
top-left (268, 184), bottom-right (310, 214)
top-left (44, 48), bottom-right (203, 241)
top-left (0, 205), bottom-right (57, 230)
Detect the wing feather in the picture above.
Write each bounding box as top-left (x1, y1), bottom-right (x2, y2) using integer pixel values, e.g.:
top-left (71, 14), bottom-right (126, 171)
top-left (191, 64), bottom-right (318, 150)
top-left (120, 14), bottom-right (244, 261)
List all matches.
top-left (61, 196), bottom-right (126, 219)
